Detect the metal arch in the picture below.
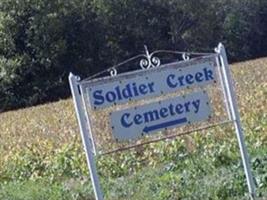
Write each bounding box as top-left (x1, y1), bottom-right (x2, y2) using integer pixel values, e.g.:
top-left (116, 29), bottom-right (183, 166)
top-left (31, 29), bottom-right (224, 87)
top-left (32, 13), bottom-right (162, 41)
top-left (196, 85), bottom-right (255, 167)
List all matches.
top-left (82, 46), bottom-right (216, 81)
top-left (139, 45), bottom-right (161, 69)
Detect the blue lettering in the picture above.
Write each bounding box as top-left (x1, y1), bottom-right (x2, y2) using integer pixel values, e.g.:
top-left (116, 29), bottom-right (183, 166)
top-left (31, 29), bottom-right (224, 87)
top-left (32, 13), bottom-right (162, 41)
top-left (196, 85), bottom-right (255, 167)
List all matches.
top-left (143, 110), bottom-right (160, 122)
top-left (106, 91), bottom-right (116, 102)
top-left (175, 104), bottom-right (184, 114)
top-left (148, 82), bottom-right (155, 93)
top-left (122, 84), bottom-right (133, 98)
top-left (184, 102), bottom-right (190, 112)
top-left (178, 75), bottom-right (185, 86)
top-left (139, 84), bottom-right (148, 95)
top-left (166, 74), bottom-right (177, 88)
top-left (121, 113), bottom-right (133, 128)
top-left (204, 67), bottom-right (214, 80)
top-left (195, 72), bottom-right (204, 82)
top-left (93, 90), bottom-right (104, 105)
top-left (159, 107), bottom-right (168, 118)
top-left (132, 83), bottom-right (139, 96)
top-left (134, 114), bottom-right (143, 125)
top-left (185, 74), bottom-right (194, 84)
top-left (115, 86), bottom-right (123, 100)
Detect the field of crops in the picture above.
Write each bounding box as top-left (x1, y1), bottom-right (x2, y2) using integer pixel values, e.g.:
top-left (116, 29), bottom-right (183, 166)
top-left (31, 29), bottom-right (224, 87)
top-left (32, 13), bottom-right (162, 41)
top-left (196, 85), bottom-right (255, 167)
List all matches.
top-left (0, 57), bottom-right (267, 200)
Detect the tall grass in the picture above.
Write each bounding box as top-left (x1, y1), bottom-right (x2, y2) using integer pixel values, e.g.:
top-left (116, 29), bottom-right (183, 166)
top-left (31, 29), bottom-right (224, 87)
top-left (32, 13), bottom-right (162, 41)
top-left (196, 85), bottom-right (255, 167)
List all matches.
top-left (0, 57), bottom-right (267, 199)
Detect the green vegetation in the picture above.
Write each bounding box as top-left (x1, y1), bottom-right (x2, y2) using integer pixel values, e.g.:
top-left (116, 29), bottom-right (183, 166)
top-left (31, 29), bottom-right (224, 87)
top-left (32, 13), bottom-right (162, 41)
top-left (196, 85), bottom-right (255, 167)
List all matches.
top-left (0, 58), bottom-right (267, 199)
top-left (1, 0), bottom-right (267, 110)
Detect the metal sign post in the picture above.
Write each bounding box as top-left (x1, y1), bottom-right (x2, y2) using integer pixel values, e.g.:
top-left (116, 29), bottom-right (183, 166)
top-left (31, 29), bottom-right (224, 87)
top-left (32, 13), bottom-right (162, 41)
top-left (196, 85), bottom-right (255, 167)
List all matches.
top-left (69, 43), bottom-right (256, 199)
top-left (69, 73), bottom-right (104, 200)
top-left (216, 43), bottom-right (256, 199)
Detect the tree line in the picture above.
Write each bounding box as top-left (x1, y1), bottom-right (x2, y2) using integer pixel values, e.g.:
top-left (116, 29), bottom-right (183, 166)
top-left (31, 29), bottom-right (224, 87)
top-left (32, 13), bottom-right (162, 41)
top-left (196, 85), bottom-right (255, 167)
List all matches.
top-left (0, 0), bottom-right (267, 111)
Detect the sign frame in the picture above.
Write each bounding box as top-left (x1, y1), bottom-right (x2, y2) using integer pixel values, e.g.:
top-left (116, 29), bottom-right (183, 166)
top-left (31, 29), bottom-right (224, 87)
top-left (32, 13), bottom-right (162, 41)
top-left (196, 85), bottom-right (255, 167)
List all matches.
top-left (69, 43), bottom-right (256, 200)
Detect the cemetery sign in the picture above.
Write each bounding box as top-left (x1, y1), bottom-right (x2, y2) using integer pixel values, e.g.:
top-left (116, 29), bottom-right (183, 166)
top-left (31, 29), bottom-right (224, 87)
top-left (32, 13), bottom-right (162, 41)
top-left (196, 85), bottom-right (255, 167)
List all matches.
top-left (69, 43), bottom-right (256, 200)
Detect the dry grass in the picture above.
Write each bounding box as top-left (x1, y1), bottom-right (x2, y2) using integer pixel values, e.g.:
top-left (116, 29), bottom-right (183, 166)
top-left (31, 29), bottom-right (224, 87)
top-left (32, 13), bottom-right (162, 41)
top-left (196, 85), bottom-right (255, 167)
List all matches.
top-left (0, 56), bottom-right (267, 156)
top-left (0, 57), bottom-right (267, 200)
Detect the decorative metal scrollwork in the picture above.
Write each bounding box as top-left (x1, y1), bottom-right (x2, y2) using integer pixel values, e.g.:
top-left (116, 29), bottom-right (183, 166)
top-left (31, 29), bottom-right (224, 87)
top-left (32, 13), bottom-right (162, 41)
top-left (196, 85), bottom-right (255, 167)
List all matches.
top-left (139, 45), bottom-right (161, 69)
top-left (182, 52), bottom-right (190, 61)
top-left (108, 67), bottom-right (117, 77)
top-left (83, 45), bottom-right (214, 81)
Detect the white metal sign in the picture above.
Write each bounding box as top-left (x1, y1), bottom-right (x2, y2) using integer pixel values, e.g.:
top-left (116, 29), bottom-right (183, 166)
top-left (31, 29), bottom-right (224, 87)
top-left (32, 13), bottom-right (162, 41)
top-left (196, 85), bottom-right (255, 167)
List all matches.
top-left (110, 91), bottom-right (211, 141)
top-left (69, 43), bottom-right (256, 200)
top-left (86, 57), bottom-right (216, 110)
